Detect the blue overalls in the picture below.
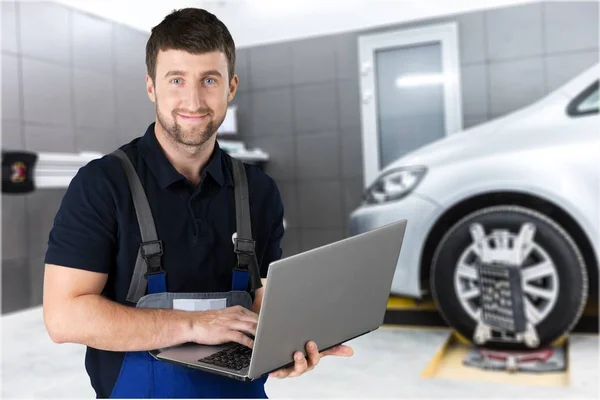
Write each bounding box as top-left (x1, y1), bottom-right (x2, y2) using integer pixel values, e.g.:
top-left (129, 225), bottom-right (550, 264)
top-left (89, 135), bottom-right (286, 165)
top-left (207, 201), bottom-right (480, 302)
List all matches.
top-left (108, 149), bottom-right (269, 398)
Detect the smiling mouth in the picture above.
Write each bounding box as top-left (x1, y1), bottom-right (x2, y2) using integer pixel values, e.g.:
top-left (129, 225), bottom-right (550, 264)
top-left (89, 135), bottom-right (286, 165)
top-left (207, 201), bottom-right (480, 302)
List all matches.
top-left (178, 113), bottom-right (209, 120)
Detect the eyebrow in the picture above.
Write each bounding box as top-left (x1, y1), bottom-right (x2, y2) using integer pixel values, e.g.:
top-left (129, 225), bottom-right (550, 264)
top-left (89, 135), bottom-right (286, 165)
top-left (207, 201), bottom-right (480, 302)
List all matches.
top-left (164, 70), bottom-right (223, 78)
top-left (164, 70), bottom-right (187, 78)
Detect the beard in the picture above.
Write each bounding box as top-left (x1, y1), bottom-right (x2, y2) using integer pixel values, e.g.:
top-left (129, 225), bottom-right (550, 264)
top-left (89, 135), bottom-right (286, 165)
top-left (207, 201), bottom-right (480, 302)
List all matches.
top-left (156, 103), bottom-right (225, 148)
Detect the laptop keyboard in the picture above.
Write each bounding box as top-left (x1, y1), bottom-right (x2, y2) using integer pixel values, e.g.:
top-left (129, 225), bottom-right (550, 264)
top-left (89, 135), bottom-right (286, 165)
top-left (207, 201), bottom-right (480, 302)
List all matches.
top-left (199, 344), bottom-right (252, 371)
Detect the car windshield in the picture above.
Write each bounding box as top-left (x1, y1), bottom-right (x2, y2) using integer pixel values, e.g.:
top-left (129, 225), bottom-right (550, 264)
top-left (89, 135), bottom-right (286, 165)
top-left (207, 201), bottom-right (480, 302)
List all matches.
top-left (569, 81), bottom-right (599, 116)
top-left (576, 87), bottom-right (599, 113)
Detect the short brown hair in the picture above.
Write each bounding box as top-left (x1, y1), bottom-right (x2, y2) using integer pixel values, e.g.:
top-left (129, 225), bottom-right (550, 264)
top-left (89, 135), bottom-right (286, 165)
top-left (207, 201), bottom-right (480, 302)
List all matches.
top-left (145, 8), bottom-right (236, 82)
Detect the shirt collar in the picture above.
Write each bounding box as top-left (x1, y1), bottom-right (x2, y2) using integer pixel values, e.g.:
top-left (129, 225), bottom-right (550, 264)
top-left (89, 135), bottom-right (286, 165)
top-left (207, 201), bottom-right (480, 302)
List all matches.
top-left (138, 122), bottom-right (226, 189)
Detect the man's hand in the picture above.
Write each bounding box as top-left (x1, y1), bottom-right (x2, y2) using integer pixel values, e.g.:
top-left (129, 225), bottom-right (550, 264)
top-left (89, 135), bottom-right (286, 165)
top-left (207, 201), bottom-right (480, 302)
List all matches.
top-left (189, 305), bottom-right (258, 349)
top-left (269, 341), bottom-right (354, 379)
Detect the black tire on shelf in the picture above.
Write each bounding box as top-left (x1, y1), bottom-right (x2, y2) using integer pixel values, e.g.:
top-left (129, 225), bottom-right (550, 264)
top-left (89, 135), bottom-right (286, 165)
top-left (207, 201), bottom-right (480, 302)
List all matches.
top-left (430, 205), bottom-right (588, 350)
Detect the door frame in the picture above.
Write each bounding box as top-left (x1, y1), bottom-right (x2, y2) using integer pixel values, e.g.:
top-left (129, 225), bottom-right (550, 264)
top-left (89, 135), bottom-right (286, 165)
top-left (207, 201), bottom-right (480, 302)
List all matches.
top-left (358, 22), bottom-right (463, 187)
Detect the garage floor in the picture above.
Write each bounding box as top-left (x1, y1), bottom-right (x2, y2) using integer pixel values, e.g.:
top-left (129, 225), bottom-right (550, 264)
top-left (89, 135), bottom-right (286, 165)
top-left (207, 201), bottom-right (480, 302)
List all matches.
top-left (2, 307), bottom-right (598, 398)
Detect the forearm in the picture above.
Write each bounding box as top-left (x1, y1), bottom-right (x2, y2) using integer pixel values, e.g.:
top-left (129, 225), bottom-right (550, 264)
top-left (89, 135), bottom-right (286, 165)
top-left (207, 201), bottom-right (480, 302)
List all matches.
top-left (46, 293), bottom-right (192, 352)
top-left (252, 278), bottom-right (267, 314)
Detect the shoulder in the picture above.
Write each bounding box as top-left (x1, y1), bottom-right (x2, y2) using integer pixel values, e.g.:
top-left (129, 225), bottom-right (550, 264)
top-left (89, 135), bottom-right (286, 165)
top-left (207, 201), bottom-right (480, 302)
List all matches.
top-left (222, 151), bottom-right (280, 196)
top-left (72, 138), bottom-right (142, 187)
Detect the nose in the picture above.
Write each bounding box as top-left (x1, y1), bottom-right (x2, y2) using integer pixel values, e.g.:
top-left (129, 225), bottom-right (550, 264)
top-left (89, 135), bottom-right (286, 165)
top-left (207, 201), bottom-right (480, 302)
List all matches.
top-left (183, 82), bottom-right (204, 111)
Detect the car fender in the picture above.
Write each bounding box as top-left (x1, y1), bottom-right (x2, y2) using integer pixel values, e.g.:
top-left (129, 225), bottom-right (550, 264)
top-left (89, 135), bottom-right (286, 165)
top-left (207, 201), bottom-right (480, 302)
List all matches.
top-left (415, 159), bottom-right (599, 274)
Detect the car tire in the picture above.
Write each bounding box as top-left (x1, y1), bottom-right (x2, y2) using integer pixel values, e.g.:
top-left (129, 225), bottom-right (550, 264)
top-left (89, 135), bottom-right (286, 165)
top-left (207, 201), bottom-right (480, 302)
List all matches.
top-left (430, 205), bottom-right (588, 349)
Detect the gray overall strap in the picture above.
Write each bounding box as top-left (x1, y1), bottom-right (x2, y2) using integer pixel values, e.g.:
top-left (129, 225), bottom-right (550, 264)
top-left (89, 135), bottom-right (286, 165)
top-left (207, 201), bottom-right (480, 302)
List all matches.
top-left (111, 149), bottom-right (164, 303)
top-left (231, 158), bottom-right (263, 293)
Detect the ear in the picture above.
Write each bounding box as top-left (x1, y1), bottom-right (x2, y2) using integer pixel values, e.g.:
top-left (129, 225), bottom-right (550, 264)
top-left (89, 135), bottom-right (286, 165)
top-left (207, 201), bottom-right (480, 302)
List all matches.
top-left (146, 74), bottom-right (156, 103)
top-left (227, 74), bottom-right (239, 103)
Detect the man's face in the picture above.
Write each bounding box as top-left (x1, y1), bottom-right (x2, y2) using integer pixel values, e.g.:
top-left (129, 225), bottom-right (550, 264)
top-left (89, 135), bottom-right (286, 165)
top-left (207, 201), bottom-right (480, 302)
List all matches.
top-left (146, 49), bottom-right (237, 148)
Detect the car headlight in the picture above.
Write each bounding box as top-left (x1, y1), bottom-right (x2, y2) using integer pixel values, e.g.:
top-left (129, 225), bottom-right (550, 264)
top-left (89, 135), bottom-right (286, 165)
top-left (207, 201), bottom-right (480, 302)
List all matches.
top-left (363, 166), bottom-right (428, 204)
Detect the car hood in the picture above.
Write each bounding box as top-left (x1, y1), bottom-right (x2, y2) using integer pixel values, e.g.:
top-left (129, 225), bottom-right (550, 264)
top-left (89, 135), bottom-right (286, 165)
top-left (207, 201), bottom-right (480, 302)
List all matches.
top-left (381, 89), bottom-right (572, 173)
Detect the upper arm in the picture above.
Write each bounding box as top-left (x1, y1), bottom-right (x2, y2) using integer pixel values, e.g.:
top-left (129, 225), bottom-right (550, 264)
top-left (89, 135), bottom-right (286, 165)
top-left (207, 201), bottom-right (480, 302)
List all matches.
top-left (42, 264), bottom-right (108, 341)
top-left (44, 264), bottom-right (107, 304)
top-left (44, 159), bottom-right (117, 273)
top-left (43, 160), bottom-right (117, 327)
top-left (259, 179), bottom-right (285, 278)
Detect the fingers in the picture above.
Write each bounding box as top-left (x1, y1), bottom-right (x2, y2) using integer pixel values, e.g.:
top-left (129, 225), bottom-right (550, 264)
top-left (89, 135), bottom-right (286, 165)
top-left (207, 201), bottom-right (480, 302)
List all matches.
top-left (223, 305), bottom-right (258, 317)
top-left (305, 341), bottom-right (321, 370)
top-left (274, 351), bottom-right (308, 379)
top-left (271, 341), bottom-right (320, 379)
top-left (227, 330), bottom-right (254, 349)
top-left (220, 319), bottom-right (258, 337)
top-left (221, 305), bottom-right (259, 323)
top-left (320, 344), bottom-right (354, 357)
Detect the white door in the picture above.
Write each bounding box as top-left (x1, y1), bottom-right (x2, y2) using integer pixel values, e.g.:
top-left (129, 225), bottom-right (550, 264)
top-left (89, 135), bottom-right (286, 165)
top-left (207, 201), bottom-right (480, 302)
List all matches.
top-left (358, 23), bottom-right (463, 187)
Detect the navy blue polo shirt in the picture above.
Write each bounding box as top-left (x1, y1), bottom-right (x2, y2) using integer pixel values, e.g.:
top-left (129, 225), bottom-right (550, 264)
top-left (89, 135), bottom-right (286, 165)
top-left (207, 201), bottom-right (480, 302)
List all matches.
top-left (44, 122), bottom-right (284, 398)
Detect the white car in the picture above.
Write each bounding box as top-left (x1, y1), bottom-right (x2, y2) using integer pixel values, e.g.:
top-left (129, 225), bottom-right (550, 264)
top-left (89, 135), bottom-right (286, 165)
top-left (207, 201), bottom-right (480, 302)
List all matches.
top-left (349, 64), bottom-right (599, 349)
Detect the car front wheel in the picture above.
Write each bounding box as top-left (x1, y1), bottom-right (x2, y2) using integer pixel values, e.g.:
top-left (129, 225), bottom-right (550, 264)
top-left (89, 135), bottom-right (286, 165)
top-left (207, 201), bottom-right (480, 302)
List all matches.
top-left (430, 205), bottom-right (588, 349)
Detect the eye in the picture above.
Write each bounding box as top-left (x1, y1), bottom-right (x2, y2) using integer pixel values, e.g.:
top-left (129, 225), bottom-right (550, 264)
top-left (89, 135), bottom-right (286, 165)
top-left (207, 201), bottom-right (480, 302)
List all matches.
top-left (204, 77), bottom-right (217, 85)
top-left (170, 78), bottom-right (183, 85)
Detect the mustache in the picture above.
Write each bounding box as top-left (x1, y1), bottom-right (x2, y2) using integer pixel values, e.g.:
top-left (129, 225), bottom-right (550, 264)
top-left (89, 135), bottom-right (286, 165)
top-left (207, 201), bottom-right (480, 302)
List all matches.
top-left (173, 108), bottom-right (213, 116)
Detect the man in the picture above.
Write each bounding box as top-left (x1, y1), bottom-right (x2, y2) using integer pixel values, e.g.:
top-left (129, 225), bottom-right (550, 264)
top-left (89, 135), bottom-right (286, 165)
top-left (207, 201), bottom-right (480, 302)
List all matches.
top-left (42, 7), bottom-right (353, 398)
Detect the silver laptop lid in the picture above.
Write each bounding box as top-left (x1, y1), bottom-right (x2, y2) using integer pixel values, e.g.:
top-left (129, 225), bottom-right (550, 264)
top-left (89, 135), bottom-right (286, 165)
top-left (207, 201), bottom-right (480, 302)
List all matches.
top-left (248, 220), bottom-right (407, 379)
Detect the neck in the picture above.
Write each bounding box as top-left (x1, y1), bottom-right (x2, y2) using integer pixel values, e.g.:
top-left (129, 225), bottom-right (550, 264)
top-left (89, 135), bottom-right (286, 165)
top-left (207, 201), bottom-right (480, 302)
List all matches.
top-left (153, 122), bottom-right (215, 186)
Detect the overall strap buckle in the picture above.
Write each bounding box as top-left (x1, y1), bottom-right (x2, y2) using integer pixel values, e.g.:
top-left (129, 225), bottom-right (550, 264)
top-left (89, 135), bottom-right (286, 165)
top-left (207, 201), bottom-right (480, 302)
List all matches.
top-left (141, 240), bottom-right (165, 277)
top-left (234, 238), bottom-right (255, 257)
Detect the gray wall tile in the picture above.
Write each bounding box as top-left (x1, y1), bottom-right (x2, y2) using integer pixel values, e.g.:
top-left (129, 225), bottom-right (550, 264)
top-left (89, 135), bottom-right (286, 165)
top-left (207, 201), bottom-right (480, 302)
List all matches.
top-left (281, 227), bottom-right (300, 258)
top-left (114, 23), bottom-right (151, 143)
top-left (1, 120), bottom-right (23, 149)
top-left (457, 11), bottom-right (486, 65)
top-left (29, 255), bottom-right (45, 307)
top-left (335, 33), bottom-right (359, 81)
top-left (74, 69), bottom-right (115, 130)
top-left (77, 127), bottom-right (118, 154)
top-left (115, 75), bottom-right (154, 144)
top-left (249, 43), bottom-right (292, 90)
top-left (486, 3), bottom-right (543, 61)
top-left (544, 2), bottom-right (599, 55)
top-left (341, 125), bottom-right (363, 179)
top-left (460, 63), bottom-right (489, 119)
top-left (2, 53), bottom-right (21, 121)
top-left (2, 1), bottom-right (18, 53)
top-left (276, 181), bottom-right (299, 229)
top-left (246, 136), bottom-right (295, 181)
top-left (1, 195), bottom-right (28, 261)
top-left (2, 258), bottom-right (31, 314)
top-left (293, 83), bottom-right (338, 133)
top-left (343, 177), bottom-right (364, 220)
top-left (26, 189), bottom-right (66, 258)
top-left (489, 58), bottom-right (545, 118)
top-left (338, 79), bottom-right (361, 129)
top-left (234, 49), bottom-right (251, 92)
top-left (24, 124), bottom-right (75, 153)
top-left (19, 2), bottom-right (70, 64)
top-left (298, 180), bottom-right (343, 228)
top-left (295, 132), bottom-right (340, 179)
top-left (73, 12), bottom-right (113, 72)
top-left (300, 228), bottom-right (344, 252)
top-left (229, 91), bottom-right (252, 136)
top-left (546, 51), bottom-right (599, 92)
top-left (114, 24), bottom-right (148, 78)
top-left (250, 87), bottom-right (293, 137)
top-left (249, 42), bottom-right (292, 71)
top-left (292, 36), bottom-right (336, 85)
top-left (464, 116), bottom-right (490, 129)
top-left (22, 58), bottom-right (72, 126)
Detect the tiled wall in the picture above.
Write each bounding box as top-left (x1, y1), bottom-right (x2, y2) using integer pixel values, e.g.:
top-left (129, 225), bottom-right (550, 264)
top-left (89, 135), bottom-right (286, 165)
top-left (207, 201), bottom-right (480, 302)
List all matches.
top-left (1, 1), bottom-right (154, 313)
top-left (231, 1), bottom-right (599, 258)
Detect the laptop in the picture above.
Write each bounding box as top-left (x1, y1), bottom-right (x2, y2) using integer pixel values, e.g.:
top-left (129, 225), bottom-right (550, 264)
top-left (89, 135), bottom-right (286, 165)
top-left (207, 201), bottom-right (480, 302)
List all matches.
top-left (156, 219), bottom-right (407, 381)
